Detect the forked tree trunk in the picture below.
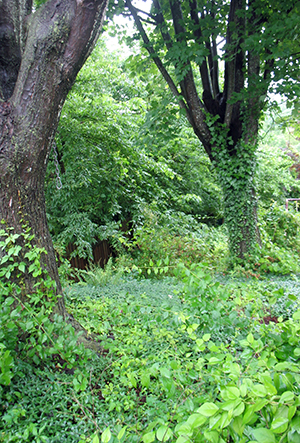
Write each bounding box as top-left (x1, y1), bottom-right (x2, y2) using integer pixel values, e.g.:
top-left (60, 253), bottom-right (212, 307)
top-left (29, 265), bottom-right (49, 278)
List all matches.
top-left (126, 0), bottom-right (269, 260)
top-left (0, 0), bottom-right (108, 317)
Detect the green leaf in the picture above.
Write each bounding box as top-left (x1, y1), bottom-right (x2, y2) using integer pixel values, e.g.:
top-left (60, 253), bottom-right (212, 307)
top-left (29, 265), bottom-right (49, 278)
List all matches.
top-left (294, 348), bottom-right (300, 357)
top-left (142, 431), bottom-right (156, 443)
top-left (176, 436), bottom-right (190, 443)
top-left (271, 417), bottom-right (289, 434)
top-left (5, 297), bottom-right (15, 306)
top-left (101, 427), bottom-right (111, 443)
top-left (92, 434), bottom-right (100, 443)
top-left (156, 426), bottom-right (173, 441)
top-left (160, 367), bottom-right (171, 378)
top-left (251, 384), bottom-right (267, 397)
top-left (197, 402), bottom-right (219, 417)
top-left (18, 262), bottom-right (26, 272)
top-left (174, 422), bottom-right (192, 436)
top-left (231, 416), bottom-right (245, 437)
top-left (280, 391), bottom-right (294, 403)
top-left (292, 310), bottom-right (300, 320)
top-left (141, 372), bottom-right (150, 388)
top-left (128, 372), bottom-right (137, 388)
top-left (252, 428), bottom-right (275, 443)
top-left (274, 362), bottom-right (290, 371)
top-left (187, 413), bottom-right (207, 429)
top-left (247, 333), bottom-right (254, 344)
top-left (117, 426), bottom-right (127, 441)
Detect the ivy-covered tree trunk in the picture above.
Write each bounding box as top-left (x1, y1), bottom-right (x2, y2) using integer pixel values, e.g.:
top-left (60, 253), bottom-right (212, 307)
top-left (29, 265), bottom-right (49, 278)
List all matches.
top-left (213, 140), bottom-right (259, 258)
top-left (121, 0), bottom-right (297, 260)
top-left (0, 0), bottom-right (107, 314)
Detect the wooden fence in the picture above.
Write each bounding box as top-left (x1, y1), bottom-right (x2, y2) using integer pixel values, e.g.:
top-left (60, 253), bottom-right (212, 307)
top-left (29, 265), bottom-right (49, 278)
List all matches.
top-left (65, 240), bottom-right (113, 270)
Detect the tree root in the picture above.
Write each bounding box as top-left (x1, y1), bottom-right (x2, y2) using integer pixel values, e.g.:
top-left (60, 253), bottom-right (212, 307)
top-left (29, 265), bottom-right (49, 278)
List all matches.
top-left (66, 312), bottom-right (105, 354)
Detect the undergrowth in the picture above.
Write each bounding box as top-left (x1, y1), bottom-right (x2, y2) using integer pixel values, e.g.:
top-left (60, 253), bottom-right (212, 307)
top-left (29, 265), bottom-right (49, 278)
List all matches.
top-left (1, 215), bottom-right (300, 443)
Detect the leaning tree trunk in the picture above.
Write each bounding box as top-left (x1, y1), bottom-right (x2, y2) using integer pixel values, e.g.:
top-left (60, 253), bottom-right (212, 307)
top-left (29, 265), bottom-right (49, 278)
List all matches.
top-left (0, 0), bottom-right (108, 316)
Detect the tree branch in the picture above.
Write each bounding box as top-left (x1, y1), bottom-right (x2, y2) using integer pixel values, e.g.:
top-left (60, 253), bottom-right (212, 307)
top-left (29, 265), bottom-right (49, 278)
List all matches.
top-left (152, 0), bottom-right (172, 51)
top-left (0, 0), bottom-right (32, 100)
top-left (168, 0), bottom-right (212, 154)
top-left (189, 0), bottom-right (212, 96)
top-left (125, 0), bottom-right (187, 111)
top-left (224, 0), bottom-right (245, 142)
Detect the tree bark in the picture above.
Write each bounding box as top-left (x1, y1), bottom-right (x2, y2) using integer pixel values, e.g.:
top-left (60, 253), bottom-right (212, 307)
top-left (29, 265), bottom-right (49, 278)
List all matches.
top-left (0, 0), bottom-right (107, 316)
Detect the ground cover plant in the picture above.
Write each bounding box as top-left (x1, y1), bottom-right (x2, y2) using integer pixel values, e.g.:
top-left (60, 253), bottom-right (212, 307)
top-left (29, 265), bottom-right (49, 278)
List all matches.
top-left (1, 231), bottom-right (300, 443)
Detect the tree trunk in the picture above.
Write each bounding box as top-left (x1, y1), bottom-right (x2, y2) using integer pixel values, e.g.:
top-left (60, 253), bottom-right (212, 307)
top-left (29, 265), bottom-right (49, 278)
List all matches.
top-left (212, 134), bottom-right (260, 260)
top-left (0, 0), bottom-right (108, 317)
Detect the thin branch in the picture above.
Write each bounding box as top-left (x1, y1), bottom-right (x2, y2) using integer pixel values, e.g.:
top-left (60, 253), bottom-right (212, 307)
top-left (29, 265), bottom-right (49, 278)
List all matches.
top-left (132, 6), bottom-right (156, 19)
top-left (210, 3), bottom-right (220, 98)
top-left (189, 0), bottom-right (212, 95)
top-left (139, 16), bottom-right (157, 26)
top-left (152, 0), bottom-right (172, 51)
top-left (125, 0), bottom-right (187, 110)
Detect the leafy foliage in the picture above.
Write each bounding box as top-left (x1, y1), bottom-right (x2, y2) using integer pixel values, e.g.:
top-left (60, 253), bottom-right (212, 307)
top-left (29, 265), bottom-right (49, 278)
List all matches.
top-left (2, 235), bottom-right (300, 442)
top-left (46, 41), bottom-right (221, 260)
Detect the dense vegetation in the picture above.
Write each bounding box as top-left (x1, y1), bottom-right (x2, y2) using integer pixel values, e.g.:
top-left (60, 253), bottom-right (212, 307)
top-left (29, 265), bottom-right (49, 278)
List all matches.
top-left (1, 21), bottom-right (300, 443)
top-left (1, 230), bottom-right (300, 442)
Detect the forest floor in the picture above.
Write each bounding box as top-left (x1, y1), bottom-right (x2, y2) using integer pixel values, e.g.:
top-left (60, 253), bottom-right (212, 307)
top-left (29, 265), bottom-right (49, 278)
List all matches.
top-left (1, 269), bottom-right (300, 443)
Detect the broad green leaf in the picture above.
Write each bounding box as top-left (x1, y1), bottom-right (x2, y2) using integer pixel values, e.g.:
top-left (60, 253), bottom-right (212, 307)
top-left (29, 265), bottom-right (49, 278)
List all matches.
top-left (101, 427), bottom-right (111, 443)
top-left (5, 297), bottom-right (14, 306)
top-left (288, 406), bottom-right (297, 420)
top-left (291, 416), bottom-right (300, 432)
top-left (187, 413), bottom-right (207, 429)
top-left (231, 417), bottom-right (245, 437)
top-left (274, 362), bottom-right (290, 371)
top-left (197, 402), bottom-right (219, 417)
top-left (128, 373), bottom-right (137, 388)
top-left (160, 367), bottom-right (171, 378)
top-left (247, 333), bottom-right (254, 344)
top-left (203, 334), bottom-right (211, 342)
top-left (174, 422), bottom-right (192, 436)
top-left (141, 372), bottom-right (150, 388)
top-left (203, 430), bottom-right (219, 443)
top-left (220, 399), bottom-right (241, 411)
top-left (252, 428), bottom-right (275, 443)
top-left (280, 391), bottom-right (294, 403)
top-left (233, 401), bottom-right (245, 417)
top-left (292, 310), bottom-right (300, 320)
top-left (18, 262), bottom-right (26, 272)
top-left (156, 426), bottom-right (173, 441)
top-left (224, 386), bottom-right (240, 400)
top-left (240, 383), bottom-right (248, 397)
top-left (287, 430), bottom-right (300, 443)
top-left (251, 384), bottom-right (267, 397)
top-left (142, 431), bottom-right (156, 443)
top-left (271, 417), bottom-right (289, 433)
top-left (253, 399), bottom-right (268, 412)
